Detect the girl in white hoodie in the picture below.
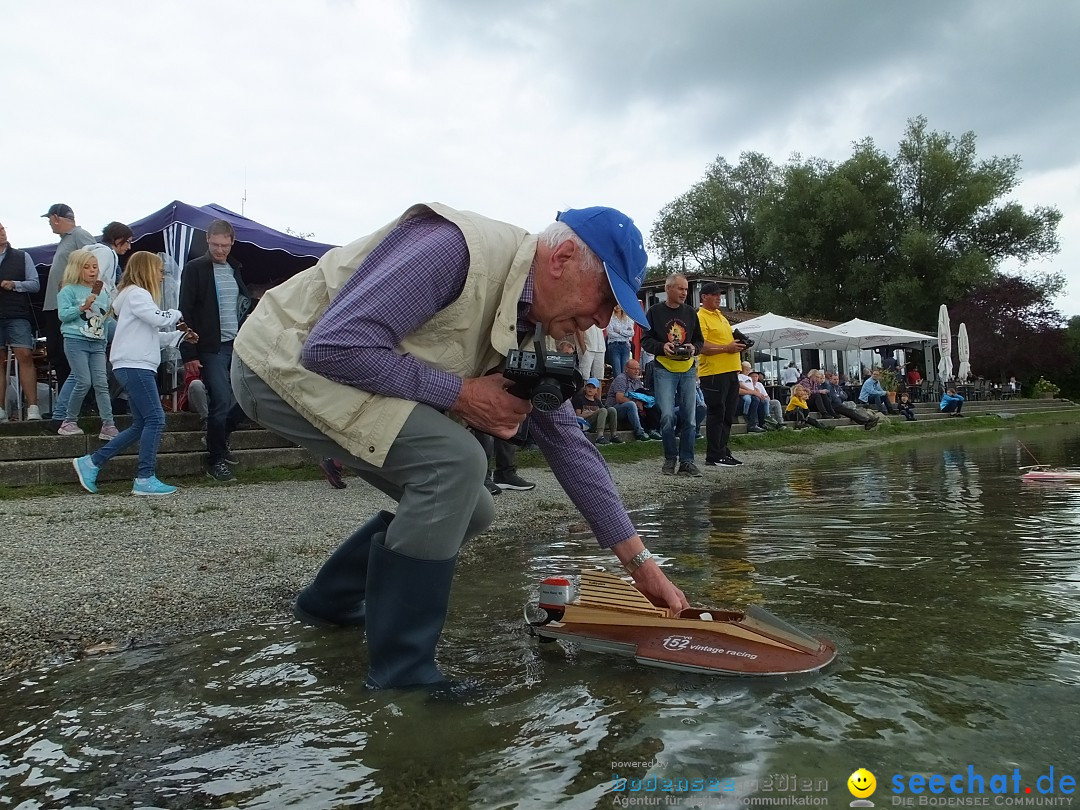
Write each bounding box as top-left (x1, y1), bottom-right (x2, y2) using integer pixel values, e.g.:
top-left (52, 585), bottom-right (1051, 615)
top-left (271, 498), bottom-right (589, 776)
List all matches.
top-left (72, 252), bottom-right (197, 496)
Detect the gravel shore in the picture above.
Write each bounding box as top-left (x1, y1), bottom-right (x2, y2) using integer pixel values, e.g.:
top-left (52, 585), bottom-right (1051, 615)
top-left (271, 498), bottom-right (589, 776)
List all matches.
top-left (0, 440), bottom-right (863, 676)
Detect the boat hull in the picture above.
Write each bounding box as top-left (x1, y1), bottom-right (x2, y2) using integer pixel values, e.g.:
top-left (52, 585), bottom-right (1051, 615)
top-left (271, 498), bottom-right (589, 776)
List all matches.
top-left (1022, 469), bottom-right (1080, 481)
top-left (534, 608), bottom-right (837, 676)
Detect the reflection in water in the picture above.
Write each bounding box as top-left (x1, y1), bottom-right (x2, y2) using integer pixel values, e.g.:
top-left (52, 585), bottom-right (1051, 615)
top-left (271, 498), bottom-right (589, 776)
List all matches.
top-left (2, 428), bottom-right (1079, 808)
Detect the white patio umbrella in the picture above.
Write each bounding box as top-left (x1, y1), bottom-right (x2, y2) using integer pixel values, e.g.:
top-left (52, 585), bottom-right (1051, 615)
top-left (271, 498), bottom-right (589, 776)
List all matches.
top-left (957, 322), bottom-right (971, 380)
top-left (937, 304), bottom-right (953, 382)
top-left (732, 312), bottom-right (838, 381)
top-left (795, 318), bottom-right (935, 351)
top-left (786, 317), bottom-right (935, 381)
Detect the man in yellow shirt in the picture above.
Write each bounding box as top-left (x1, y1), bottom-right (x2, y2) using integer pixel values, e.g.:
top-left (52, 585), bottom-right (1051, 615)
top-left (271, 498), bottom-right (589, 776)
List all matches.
top-left (696, 282), bottom-right (749, 467)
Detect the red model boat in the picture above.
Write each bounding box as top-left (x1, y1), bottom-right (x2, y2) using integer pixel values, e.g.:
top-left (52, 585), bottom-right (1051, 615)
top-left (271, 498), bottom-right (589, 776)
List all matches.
top-left (1021, 465), bottom-right (1080, 481)
top-left (528, 570), bottom-right (837, 677)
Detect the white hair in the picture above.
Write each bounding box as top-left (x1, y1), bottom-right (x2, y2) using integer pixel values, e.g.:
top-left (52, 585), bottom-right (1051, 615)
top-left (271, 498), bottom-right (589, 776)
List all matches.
top-left (538, 221), bottom-right (604, 276)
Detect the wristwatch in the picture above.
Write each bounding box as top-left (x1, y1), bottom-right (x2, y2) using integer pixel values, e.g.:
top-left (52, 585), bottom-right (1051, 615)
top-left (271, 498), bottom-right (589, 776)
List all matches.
top-left (624, 548), bottom-right (654, 574)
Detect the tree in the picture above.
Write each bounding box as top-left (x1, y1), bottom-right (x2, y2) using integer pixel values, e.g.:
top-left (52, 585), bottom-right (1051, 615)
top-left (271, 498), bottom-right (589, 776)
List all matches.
top-left (650, 152), bottom-right (778, 289)
top-left (651, 117), bottom-right (1063, 332)
top-left (887, 116), bottom-right (1062, 327)
top-left (948, 272), bottom-right (1067, 386)
top-left (756, 139), bottom-right (901, 318)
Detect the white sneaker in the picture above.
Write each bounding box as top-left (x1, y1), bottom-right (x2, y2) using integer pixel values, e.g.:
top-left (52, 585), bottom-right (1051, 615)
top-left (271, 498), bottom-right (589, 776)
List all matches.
top-left (0, 407), bottom-right (7, 423)
top-left (26, 405), bottom-right (42, 421)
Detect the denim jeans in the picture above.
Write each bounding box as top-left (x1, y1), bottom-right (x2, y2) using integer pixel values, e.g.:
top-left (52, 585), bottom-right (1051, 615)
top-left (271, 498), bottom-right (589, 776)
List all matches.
top-left (863, 394), bottom-right (897, 414)
top-left (653, 364), bottom-right (698, 462)
top-left (742, 394), bottom-right (768, 428)
top-left (92, 367), bottom-right (164, 478)
top-left (612, 400), bottom-right (643, 434)
top-left (51, 374), bottom-right (76, 421)
top-left (607, 342), bottom-right (631, 377)
top-left (63, 336), bottom-right (113, 423)
top-left (199, 342), bottom-right (246, 464)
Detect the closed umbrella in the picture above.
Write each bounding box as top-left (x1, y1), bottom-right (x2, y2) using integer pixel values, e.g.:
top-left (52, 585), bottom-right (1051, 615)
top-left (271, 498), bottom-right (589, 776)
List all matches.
top-left (937, 304), bottom-right (953, 383)
top-left (957, 323), bottom-right (971, 381)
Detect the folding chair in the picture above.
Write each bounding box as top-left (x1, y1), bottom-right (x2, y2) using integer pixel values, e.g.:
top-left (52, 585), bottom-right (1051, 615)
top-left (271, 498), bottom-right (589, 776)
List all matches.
top-left (5, 345), bottom-right (22, 418)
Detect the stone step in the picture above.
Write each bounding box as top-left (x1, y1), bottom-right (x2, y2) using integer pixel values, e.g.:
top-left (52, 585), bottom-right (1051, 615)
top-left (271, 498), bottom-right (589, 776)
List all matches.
top-left (0, 446), bottom-right (315, 487)
top-left (0, 426), bottom-right (296, 462)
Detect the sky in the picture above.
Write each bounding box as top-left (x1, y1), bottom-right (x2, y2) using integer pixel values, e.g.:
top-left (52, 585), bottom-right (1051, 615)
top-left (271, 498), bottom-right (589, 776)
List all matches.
top-left (4, 0), bottom-right (1079, 320)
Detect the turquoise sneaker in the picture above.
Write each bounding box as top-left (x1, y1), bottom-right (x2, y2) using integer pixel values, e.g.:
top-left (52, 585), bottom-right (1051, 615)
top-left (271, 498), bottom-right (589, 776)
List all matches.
top-left (132, 476), bottom-right (178, 496)
top-left (73, 455), bottom-right (99, 494)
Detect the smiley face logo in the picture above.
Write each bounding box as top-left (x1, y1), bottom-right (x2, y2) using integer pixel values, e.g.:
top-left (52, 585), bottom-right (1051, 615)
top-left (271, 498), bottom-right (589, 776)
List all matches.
top-left (848, 769), bottom-right (876, 798)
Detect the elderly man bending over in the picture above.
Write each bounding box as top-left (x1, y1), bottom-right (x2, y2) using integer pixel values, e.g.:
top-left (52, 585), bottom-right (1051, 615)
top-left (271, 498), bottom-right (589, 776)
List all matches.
top-left (232, 203), bottom-right (688, 690)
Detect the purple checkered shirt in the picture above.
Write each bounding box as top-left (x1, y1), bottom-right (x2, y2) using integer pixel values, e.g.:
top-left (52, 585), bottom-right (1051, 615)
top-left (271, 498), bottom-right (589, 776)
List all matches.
top-left (302, 214), bottom-right (636, 548)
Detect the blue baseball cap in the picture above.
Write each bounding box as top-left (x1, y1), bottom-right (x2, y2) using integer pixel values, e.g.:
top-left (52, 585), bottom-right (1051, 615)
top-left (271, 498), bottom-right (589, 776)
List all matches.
top-left (556, 207), bottom-right (649, 327)
top-left (586, 377), bottom-right (601, 387)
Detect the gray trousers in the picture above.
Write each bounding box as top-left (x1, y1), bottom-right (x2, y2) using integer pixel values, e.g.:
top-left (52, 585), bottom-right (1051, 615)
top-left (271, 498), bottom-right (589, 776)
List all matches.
top-left (232, 358), bottom-right (494, 560)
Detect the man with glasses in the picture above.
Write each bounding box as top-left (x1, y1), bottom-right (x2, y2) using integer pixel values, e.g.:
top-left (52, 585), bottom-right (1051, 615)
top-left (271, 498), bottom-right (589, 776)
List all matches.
top-left (230, 203), bottom-right (690, 690)
top-left (639, 273), bottom-right (704, 477)
top-left (179, 219), bottom-right (253, 483)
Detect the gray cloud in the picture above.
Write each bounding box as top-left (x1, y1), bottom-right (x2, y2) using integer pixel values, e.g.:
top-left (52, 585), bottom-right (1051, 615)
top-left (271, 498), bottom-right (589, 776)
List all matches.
top-left (413, 0), bottom-right (1080, 168)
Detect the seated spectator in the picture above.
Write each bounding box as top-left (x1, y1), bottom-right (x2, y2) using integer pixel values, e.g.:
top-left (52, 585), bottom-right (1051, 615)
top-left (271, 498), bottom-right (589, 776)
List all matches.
top-left (897, 392), bottom-right (916, 421)
top-left (822, 371), bottom-right (878, 430)
top-left (605, 358), bottom-right (661, 441)
top-left (737, 362), bottom-right (766, 433)
top-left (859, 369), bottom-right (898, 414)
top-left (906, 366), bottom-right (923, 387)
top-left (786, 384), bottom-right (834, 431)
top-left (785, 384), bottom-right (811, 429)
top-left (796, 369), bottom-right (839, 418)
top-left (179, 373), bottom-right (209, 430)
top-left (748, 370), bottom-right (784, 428)
top-left (940, 387), bottom-right (965, 416)
top-left (574, 377), bottom-right (622, 445)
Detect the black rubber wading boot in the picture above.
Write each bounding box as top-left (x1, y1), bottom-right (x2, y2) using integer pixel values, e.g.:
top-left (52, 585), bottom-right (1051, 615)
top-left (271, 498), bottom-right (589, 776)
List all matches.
top-left (364, 536), bottom-right (457, 690)
top-left (293, 511), bottom-right (394, 628)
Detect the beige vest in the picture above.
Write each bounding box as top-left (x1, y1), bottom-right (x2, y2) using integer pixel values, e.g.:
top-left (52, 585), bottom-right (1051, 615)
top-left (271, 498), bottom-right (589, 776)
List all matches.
top-left (234, 203), bottom-right (538, 467)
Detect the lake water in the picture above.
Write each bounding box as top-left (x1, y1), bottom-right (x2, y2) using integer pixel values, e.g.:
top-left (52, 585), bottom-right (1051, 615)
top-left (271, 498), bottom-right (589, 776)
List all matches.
top-left (2, 427), bottom-right (1079, 809)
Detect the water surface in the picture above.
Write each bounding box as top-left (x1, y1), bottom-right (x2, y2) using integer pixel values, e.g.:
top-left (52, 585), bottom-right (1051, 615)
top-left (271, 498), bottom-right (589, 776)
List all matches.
top-left (2, 427), bottom-right (1078, 809)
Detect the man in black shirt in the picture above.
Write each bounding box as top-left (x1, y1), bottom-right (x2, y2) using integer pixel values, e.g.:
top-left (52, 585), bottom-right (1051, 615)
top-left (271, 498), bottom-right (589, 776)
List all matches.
top-left (639, 274), bottom-right (704, 477)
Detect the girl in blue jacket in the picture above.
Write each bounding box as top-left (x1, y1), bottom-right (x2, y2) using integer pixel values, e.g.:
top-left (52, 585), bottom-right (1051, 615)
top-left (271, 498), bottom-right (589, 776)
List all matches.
top-left (56, 249), bottom-right (115, 439)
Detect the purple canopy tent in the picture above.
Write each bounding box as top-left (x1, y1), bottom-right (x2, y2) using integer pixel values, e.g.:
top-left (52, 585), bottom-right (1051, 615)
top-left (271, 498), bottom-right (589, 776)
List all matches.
top-left (25, 200), bottom-right (336, 289)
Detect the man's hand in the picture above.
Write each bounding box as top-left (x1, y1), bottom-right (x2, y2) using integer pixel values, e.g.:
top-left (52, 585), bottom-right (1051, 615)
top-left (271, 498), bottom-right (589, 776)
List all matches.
top-left (0, 280), bottom-right (15, 291)
top-left (452, 375), bottom-right (532, 440)
top-left (184, 359), bottom-right (202, 379)
top-left (723, 340), bottom-right (747, 353)
top-left (632, 561), bottom-right (690, 617)
top-left (663, 341), bottom-right (677, 356)
top-left (182, 329), bottom-right (200, 344)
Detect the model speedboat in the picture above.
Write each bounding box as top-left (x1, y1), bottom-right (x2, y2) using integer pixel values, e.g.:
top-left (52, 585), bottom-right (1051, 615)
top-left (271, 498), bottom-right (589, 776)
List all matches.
top-left (1021, 465), bottom-right (1080, 481)
top-left (527, 570), bottom-right (837, 676)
